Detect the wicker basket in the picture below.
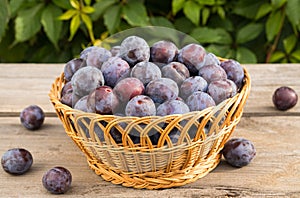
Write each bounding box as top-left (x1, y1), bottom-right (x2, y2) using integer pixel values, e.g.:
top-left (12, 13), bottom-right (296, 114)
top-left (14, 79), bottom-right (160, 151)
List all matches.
top-left (49, 60), bottom-right (251, 189)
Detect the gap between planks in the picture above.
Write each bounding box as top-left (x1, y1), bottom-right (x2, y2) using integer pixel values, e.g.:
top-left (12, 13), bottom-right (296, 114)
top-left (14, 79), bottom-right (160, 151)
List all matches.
top-left (1, 112), bottom-right (300, 118)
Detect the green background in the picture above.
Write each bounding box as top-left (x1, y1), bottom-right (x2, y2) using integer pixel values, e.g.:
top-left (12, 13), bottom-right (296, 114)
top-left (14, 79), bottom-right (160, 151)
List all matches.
top-left (0, 0), bottom-right (299, 63)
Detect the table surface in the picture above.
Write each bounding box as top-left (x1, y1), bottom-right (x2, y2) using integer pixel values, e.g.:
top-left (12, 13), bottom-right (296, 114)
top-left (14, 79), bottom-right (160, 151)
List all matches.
top-left (0, 63), bottom-right (299, 197)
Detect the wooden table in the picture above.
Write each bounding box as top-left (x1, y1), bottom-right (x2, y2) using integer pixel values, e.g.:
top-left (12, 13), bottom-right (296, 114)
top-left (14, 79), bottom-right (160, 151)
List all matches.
top-left (0, 63), bottom-right (299, 197)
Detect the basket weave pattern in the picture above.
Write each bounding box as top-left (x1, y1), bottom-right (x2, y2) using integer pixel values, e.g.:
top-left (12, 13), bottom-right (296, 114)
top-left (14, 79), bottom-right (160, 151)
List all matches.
top-left (49, 66), bottom-right (251, 189)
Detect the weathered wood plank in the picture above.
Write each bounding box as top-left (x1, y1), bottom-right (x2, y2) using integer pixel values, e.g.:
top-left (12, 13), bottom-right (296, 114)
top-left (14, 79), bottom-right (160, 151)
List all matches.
top-left (1, 64), bottom-right (300, 116)
top-left (0, 116), bottom-right (299, 197)
top-left (0, 64), bottom-right (63, 115)
top-left (1, 63), bottom-right (300, 196)
top-left (243, 64), bottom-right (300, 116)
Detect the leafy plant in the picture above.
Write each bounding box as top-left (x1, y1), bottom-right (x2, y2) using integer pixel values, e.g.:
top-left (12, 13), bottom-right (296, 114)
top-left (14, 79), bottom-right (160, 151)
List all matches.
top-left (0, 0), bottom-right (300, 63)
top-left (59, 0), bottom-right (95, 42)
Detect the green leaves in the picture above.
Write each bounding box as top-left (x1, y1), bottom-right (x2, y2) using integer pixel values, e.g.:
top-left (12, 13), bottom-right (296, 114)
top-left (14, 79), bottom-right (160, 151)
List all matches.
top-left (1, 0), bottom-right (300, 64)
top-left (236, 23), bottom-right (263, 44)
top-left (172, 0), bottom-right (185, 15)
top-left (102, 0), bottom-right (149, 34)
top-left (269, 51), bottom-right (285, 62)
top-left (255, 3), bottom-right (272, 20)
top-left (103, 5), bottom-right (121, 34)
top-left (236, 47), bottom-right (257, 63)
top-left (233, 0), bottom-right (263, 19)
top-left (150, 17), bottom-right (174, 28)
top-left (291, 49), bottom-right (300, 62)
top-left (283, 34), bottom-right (297, 54)
top-left (0, 0), bottom-right (10, 42)
top-left (69, 13), bottom-right (80, 41)
top-left (286, 0), bottom-right (300, 31)
top-left (41, 5), bottom-right (62, 49)
top-left (52, 0), bottom-right (72, 10)
top-left (271, 0), bottom-right (286, 10)
top-left (190, 27), bottom-right (232, 45)
top-left (123, 0), bottom-right (149, 27)
top-left (91, 0), bottom-right (118, 20)
top-left (173, 0), bottom-right (227, 26)
top-left (59, 0), bottom-right (96, 42)
top-left (183, 1), bottom-right (201, 25)
top-left (9, 0), bottom-right (24, 17)
top-left (266, 10), bottom-right (283, 41)
top-left (14, 3), bottom-right (44, 43)
top-left (269, 34), bottom-right (299, 63)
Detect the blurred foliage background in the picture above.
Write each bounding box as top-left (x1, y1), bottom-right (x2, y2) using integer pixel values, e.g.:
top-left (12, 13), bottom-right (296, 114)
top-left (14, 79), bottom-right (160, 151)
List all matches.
top-left (0, 0), bottom-right (299, 63)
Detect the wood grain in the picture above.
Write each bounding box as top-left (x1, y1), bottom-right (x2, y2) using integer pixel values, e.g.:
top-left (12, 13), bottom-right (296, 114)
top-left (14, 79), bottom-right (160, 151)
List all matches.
top-left (0, 63), bottom-right (300, 197)
top-left (1, 63), bottom-right (300, 116)
top-left (0, 117), bottom-right (299, 197)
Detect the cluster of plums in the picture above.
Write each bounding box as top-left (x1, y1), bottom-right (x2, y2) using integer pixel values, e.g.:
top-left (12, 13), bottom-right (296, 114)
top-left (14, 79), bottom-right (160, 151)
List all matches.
top-left (58, 35), bottom-right (258, 167)
top-left (1, 106), bottom-right (72, 194)
top-left (61, 36), bottom-right (245, 117)
top-left (1, 147), bottom-right (72, 194)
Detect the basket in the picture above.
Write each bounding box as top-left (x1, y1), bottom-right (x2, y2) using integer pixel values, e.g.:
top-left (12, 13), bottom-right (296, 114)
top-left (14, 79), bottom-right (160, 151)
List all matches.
top-left (49, 60), bottom-right (251, 189)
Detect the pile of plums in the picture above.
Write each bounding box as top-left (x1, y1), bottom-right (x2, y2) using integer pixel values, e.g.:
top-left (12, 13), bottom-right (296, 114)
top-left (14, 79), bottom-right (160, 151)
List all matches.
top-left (61, 36), bottom-right (245, 118)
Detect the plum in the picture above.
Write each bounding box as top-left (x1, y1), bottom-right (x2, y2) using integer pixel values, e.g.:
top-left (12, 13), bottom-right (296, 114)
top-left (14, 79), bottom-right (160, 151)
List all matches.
top-left (161, 62), bottom-right (190, 86)
top-left (101, 57), bottom-right (130, 88)
top-left (272, 86), bottom-right (298, 111)
top-left (130, 61), bottom-right (162, 86)
top-left (113, 77), bottom-right (145, 103)
top-left (145, 78), bottom-right (179, 104)
top-left (63, 58), bottom-right (86, 82)
top-left (186, 91), bottom-right (216, 111)
top-left (20, 105), bottom-right (45, 130)
top-left (73, 95), bottom-right (89, 112)
top-left (222, 138), bottom-right (256, 167)
top-left (42, 167), bottom-right (72, 194)
top-left (119, 36), bottom-right (150, 66)
top-left (125, 95), bottom-right (156, 117)
top-left (71, 66), bottom-right (105, 106)
top-left (156, 100), bottom-right (190, 116)
top-left (198, 64), bottom-right (227, 84)
top-left (1, 148), bottom-right (33, 175)
top-left (220, 59), bottom-right (244, 89)
top-left (110, 45), bottom-right (121, 56)
top-left (180, 76), bottom-right (208, 100)
top-left (80, 46), bottom-right (112, 69)
top-left (87, 86), bottom-right (120, 115)
top-left (207, 79), bottom-right (237, 105)
top-left (60, 82), bottom-right (73, 107)
top-left (203, 52), bottom-right (220, 66)
top-left (150, 40), bottom-right (178, 64)
top-left (177, 43), bottom-right (206, 75)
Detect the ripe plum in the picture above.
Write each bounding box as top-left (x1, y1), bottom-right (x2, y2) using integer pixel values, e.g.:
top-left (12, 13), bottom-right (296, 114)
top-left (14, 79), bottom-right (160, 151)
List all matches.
top-left (130, 61), bottom-right (161, 86)
top-left (42, 167), bottom-right (72, 194)
top-left (119, 36), bottom-right (150, 66)
top-left (1, 148), bottom-right (33, 175)
top-left (272, 86), bottom-right (298, 110)
top-left (125, 95), bottom-right (156, 117)
top-left (177, 43), bottom-right (206, 75)
top-left (222, 138), bottom-right (256, 167)
top-left (150, 40), bottom-right (178, 64)
top-left (161, 62), bottom-right (190, 86)
top-left (145, 78), bottom-right (179, 104)
top-left (101, 57), bottom-right (130, 88)
top-left (20, 105), bottom-right (45, 130)
top-left (186, 91), bottom-right (216, 111)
